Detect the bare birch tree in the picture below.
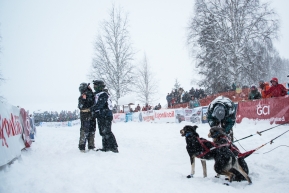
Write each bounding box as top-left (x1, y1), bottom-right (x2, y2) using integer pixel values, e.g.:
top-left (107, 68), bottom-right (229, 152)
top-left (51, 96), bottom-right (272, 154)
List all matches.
top-left (187, 0), bottom-right (279, 92)
top-left (134, 54), bottom-right (158, 105)
top-left (89, 5), bottom-right (135, 105)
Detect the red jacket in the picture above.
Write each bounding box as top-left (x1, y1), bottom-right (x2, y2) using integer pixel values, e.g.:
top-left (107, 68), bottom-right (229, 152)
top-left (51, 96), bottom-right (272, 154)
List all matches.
top-left (264, 84), bottom-right (287, 97)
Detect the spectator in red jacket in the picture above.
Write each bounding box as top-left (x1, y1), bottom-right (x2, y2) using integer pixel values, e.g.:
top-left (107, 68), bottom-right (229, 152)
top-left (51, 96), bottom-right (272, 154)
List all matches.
top-left (264, 77), bottom-right (287, 98)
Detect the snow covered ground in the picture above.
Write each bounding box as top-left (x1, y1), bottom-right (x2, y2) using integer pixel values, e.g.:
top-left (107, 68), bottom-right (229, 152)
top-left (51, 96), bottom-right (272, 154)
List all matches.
top-left (1, 119), bottom-right (289, 193)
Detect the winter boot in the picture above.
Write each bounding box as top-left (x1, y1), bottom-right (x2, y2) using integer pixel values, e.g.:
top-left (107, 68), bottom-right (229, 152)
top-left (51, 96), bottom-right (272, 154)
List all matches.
top-left (79, 144), bottom-right (85, 152)
top-left (109, 147), bottom-right (119, 153)
top-left (97, 147), bottom-right (119, 153)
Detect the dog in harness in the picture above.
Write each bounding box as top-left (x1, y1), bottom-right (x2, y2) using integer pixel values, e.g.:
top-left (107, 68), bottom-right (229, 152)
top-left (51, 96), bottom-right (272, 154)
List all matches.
top-left (208, 126), bottom-right (250, 181)
top-left (180, 125), bottom-right (252, 184)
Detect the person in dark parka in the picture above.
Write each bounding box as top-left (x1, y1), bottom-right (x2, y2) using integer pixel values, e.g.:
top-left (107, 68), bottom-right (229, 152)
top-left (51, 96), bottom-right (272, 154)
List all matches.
top-left (207, 96), bottom-right (236, 141)
top-left (78, 83), bottom-right (96, 152)
top-left (90, 80), bottom-right (118, 153)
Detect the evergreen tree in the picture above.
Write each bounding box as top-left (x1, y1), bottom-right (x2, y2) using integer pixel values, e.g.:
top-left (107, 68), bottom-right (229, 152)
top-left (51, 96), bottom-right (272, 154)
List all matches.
top-left (173, 79), bottom-right (181, 90)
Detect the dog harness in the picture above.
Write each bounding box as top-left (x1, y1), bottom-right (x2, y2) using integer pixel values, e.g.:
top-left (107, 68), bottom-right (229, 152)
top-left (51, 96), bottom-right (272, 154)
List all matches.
top-left (215, 136), bottom-right (256, 159)
top-left (196, 137), bottom-right (230, 158)
top-left (194, 135), bottom-right (256, 159)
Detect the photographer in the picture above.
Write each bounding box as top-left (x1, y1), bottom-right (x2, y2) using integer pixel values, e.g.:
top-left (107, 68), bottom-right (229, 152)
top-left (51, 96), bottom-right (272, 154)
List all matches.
top-left (78, 83), bottom-right (96, 152)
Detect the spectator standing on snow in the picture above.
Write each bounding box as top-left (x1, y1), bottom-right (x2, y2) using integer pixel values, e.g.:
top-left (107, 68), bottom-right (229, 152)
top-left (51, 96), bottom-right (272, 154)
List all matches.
top-left (29, 114), bottom-right (36, 142)
top-left (78, 83), bottom-right (96, 152)
top-left (157, 103), bottom-right (161, 110)
top-left (166, 93), bottom-right (172, 108)
top-left (264, 77), bottom-right (287, 98)
top-left (90, 80), bottom-right (118, 153)
top-left (248, 85), bottom-right (262, 100)
top-left (136, 104), bottom-right (141, 112)
top-left (188, 95), bottom-right (200, 109)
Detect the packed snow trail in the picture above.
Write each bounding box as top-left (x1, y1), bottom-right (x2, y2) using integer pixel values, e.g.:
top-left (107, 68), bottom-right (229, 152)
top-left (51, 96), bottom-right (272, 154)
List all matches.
top-left (1, 120), bottom-right (289, 193)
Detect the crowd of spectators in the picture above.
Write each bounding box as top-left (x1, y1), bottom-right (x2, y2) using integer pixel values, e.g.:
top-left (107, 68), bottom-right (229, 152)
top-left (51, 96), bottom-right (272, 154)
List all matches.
top-left (245, 78), bottom-right (288, 101)
top-left (110, 76), bottom-right (288, 114)
top-left (166, 76), bottom-right (288, 108)
top-left (133, 103), bottom-right (162, 112)
top-left (112, 103), bottom-right (162, 114)
top-left (33, 110), bottom-right (79, 125)
top-left (166, 87), bottom-right (206, 108)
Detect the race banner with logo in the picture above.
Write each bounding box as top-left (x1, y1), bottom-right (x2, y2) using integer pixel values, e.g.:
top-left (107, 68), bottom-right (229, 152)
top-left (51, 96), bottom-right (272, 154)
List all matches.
top-left (142, 110), bottom-right (155, 122)
top-left (154, 109), bottom-right (175, 123)
top-left (113, 113), bottom-right (126, 123)
top-left (236, 96), bottom-right (289, 124)
top-left (0, 103), bottom-right (25, 167)
top-left (182, 107), bottom-right (202, 124)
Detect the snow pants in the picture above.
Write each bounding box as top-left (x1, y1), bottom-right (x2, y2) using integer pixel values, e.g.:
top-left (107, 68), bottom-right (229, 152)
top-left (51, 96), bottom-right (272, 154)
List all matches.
top-left (97, 116), bottom-right (118, 150)
top-left (79, 115), bottom-right (96, 150)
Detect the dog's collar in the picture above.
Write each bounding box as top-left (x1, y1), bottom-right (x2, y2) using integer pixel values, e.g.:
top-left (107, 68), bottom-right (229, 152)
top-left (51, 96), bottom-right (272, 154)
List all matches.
top-left (185, 132), bottom-right (192, 137)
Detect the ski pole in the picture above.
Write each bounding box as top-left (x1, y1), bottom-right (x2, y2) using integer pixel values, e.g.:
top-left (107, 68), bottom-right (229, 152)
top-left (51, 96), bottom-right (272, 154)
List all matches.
top-left (233, 134), bottom-right (258, 143)
top-left (255, 130), bottom-right (289, 151)
top-left (233, 121), bottom-right (289, 143)
top-left (269, 130), bottom-right (289, 144)
top-left (240, 130), bottom-right (289, 157)
top-left (256, 121), bottom-right (289, 136)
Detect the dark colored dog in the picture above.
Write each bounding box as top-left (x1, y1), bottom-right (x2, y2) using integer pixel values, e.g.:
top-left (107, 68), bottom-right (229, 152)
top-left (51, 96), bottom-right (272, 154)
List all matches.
top-left (208, 126), bottom-right (249, 181)
top-left (180, 125), bottom-right (252, 184)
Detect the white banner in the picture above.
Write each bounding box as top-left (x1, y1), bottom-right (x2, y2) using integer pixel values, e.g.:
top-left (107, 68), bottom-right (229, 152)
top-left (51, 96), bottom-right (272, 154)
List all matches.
top-left (154, 109), bottom-right (175, 123)
top-left (142, 110), bottom-right (155, 122)
top-left (111, 107), bottom-right (206, 124)
top-left (113, 113), bottom-right (126, 123)
top-left (0, 103), bottom-right (25, 167)
top-left (132, 112), bottom-right (142, 122)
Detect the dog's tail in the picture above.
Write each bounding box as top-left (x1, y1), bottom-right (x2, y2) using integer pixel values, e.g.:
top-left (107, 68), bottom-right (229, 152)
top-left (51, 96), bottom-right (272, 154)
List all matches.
top-left (233, 159), bottom-right (252, 184)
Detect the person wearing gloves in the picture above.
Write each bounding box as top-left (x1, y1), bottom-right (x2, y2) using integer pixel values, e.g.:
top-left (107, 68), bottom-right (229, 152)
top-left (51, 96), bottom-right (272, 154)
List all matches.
top-left (206, 96), bottom-right (236, 141)
top-left (78, 83), bottom-right (96, 152)
top-left (90, 80), bottom-right (118, 153)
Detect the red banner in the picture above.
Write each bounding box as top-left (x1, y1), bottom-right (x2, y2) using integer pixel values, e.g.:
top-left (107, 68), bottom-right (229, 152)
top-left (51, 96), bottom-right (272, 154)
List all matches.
top-left (236, 96), bottom-right (289, 124)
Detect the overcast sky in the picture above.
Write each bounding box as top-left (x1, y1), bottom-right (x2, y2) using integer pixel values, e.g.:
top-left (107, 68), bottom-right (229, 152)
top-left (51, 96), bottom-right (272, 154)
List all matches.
top-left (0, 0), bottom-right (288, 112)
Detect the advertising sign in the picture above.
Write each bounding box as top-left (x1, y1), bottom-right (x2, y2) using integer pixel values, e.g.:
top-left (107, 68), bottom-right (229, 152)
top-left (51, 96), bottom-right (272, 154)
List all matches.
top-left (142, 110), bottom-right (155, 122)
top-left (236, 97), bottom-right (289, 124)
top-left (0, 103), bottom-right (25, 167)
top-left (154, 109), bottom-right (175, 123)
top-left (113, 113), bottom-right (126, 123)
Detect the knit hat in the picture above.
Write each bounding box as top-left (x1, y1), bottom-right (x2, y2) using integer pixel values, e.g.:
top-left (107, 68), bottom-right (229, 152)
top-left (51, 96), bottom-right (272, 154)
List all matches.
top-left (270, 77), bottom-right (278, 83)
top-left (212, 104), bottom-right (225, 121)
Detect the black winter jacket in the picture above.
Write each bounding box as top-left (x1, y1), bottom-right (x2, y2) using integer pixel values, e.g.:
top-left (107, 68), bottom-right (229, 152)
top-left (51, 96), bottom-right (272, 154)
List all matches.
top-left (90, 91), bottom-right (113, 119)
top-left (78, 89), bottom-right (95, 119)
